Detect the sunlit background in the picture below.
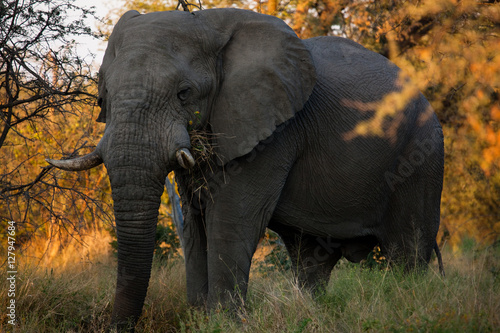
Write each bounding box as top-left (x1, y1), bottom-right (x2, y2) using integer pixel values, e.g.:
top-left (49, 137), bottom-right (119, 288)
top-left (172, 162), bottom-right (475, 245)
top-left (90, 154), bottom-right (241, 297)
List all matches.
top-left (1, 0), bottom-right (499, 331)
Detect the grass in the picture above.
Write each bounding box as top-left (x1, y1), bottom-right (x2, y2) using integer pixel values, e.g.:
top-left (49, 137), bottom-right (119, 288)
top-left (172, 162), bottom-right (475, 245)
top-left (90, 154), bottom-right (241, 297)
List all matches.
top-left (1, 234), bottom-right (499, 332)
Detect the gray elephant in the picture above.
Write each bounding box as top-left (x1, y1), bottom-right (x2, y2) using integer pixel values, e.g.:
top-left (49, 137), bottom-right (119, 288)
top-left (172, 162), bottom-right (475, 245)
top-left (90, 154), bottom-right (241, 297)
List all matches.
top-left (47, 8), bottom-right (444, 331)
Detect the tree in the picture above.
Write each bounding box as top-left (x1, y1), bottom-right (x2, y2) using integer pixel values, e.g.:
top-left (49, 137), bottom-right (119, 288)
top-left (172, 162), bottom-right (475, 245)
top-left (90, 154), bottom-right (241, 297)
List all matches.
top-left (282, 0), bottom-right (500, 248)
top-left (0, 0), bottom-right (112, 247)
top-left (354, 0), bottom-right (500, 248)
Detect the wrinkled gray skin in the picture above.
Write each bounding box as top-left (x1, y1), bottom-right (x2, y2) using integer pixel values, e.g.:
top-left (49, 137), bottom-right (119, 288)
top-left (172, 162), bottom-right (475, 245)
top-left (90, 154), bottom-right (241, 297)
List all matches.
top-left (47, 8), bottom-right (444, 331)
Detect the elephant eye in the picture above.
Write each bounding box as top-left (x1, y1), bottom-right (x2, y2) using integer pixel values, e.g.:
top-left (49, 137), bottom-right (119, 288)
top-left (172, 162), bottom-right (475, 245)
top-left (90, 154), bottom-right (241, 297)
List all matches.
top-left (177, 88), bottom-right (191, 102)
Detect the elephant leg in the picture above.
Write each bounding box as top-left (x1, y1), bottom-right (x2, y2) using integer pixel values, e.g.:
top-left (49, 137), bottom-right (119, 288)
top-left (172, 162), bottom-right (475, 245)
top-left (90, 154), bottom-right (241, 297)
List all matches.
top-left (381, 200), bottom-right (436, 271)
top-left (183, 205), bottom-right (208, 307)
top-left (204, 187), bottom-right (278, 309)
top-left (271, 223), bottom-right (341, 292)
top-left (176, 172), bottom-right (209, 307)
top-left (205, 218), bottom-right (263, 310)
top-left (202, 151), bottom-right (295, 310)
top-left (381, 134), bottom-right (443, 271)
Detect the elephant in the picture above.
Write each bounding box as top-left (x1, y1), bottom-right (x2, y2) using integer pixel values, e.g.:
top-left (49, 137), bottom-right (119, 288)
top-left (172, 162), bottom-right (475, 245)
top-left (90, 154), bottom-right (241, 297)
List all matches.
top-left (47, 8), bottom-right (444, 331)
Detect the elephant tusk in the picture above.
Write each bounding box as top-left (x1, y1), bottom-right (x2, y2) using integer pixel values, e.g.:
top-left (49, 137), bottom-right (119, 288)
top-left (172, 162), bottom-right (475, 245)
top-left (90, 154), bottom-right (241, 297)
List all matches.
top-left (46, 151), bottom-right (103, 171)
top-left (176, 148), bottom-right (195, 169)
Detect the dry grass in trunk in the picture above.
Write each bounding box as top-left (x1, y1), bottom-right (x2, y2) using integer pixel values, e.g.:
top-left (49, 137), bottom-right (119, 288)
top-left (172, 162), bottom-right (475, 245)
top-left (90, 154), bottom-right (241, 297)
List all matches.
top-left (187, 128), bottom-right (226, 201)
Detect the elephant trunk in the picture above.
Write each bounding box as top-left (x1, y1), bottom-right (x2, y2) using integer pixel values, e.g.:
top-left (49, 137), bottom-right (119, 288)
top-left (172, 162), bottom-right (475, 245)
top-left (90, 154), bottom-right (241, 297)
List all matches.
top-left (46, 92), bottom-right (194, 329)
top-left (105, 139), bottom-right (166, 329)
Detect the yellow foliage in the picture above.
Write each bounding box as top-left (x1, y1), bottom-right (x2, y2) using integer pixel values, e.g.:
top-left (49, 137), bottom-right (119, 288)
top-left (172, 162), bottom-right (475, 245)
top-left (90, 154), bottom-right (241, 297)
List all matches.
top-left (359, 0), bottom-right (499, 248)
top-left (343, 72), bottom-right (420, 144)
top-left (273, 0), bottom-right (500, 248)
top-left (0, 73), bottom-right (113, 254)
top-left (21, 224), bottom-right (113, 270)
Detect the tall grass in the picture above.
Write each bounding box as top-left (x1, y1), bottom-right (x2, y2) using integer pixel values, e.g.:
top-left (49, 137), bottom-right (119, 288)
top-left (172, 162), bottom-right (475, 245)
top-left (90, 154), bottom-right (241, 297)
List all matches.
top-left (1, 232), bottom-right (498, 332)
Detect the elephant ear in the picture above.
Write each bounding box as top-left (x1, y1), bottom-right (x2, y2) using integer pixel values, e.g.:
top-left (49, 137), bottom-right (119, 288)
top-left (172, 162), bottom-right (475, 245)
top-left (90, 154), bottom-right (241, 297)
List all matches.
top-left (204, 9), bottom-right (316, 163)
top-left (97, 10), bottom-right (141, 123)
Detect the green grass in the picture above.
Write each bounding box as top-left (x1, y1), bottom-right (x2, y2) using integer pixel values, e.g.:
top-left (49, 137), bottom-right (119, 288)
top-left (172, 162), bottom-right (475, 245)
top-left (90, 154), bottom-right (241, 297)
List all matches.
top-left (2, 242), bottom-right (499, 332)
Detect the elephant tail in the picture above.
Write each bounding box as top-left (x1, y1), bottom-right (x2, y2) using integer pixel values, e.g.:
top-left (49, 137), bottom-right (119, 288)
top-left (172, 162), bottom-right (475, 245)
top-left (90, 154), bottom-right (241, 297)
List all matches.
top-left (434, 241), bottom-right (445, 277)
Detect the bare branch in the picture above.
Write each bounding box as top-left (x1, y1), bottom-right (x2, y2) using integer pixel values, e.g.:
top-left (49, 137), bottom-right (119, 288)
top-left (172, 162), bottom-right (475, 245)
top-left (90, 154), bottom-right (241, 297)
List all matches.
top-left (0, 0), bottom-right (109, 246)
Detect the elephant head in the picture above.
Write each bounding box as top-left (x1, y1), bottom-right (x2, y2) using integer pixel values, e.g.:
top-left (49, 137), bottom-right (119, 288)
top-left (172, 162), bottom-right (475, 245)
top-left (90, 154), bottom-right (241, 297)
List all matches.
top-left (47, 8), bottom-right (315, 330)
